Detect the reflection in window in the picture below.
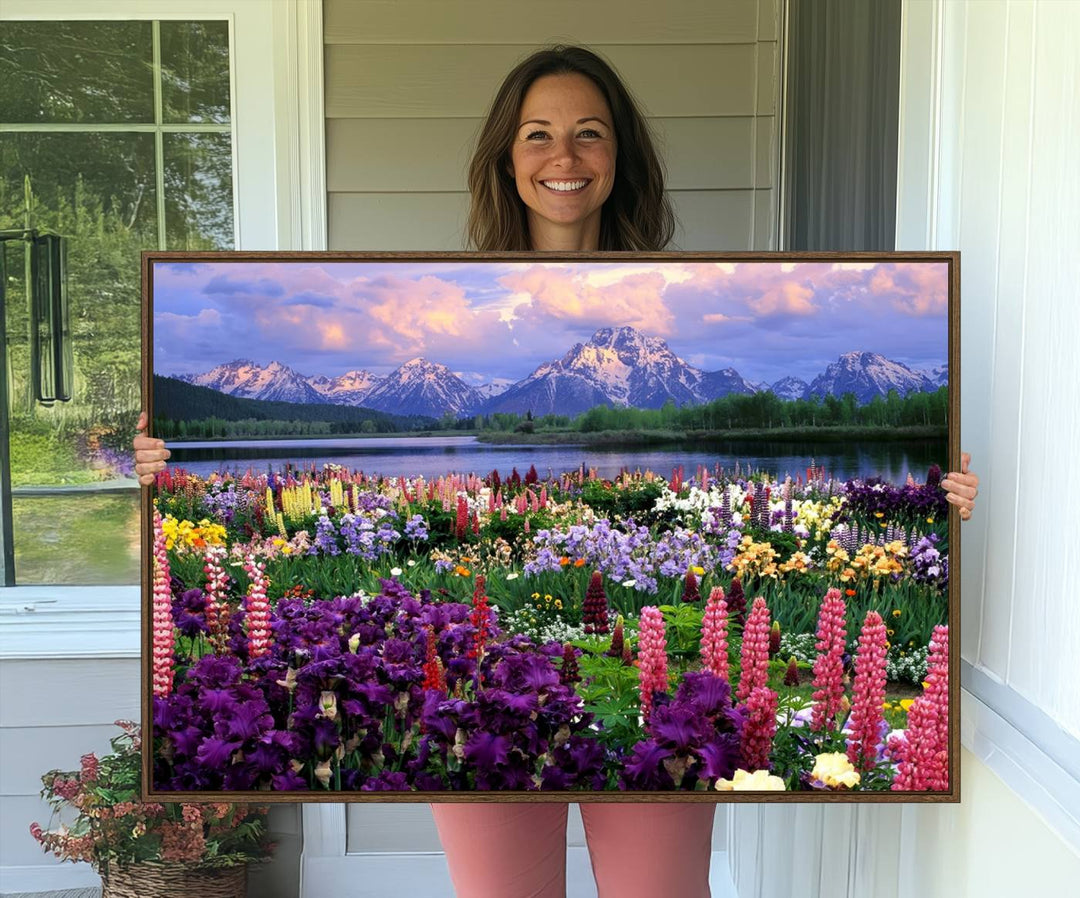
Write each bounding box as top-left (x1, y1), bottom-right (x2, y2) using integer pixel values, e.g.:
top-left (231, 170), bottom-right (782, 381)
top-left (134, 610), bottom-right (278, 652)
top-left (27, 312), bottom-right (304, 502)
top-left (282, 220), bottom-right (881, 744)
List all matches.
top-left (0, 20), bottom-right (234, 584)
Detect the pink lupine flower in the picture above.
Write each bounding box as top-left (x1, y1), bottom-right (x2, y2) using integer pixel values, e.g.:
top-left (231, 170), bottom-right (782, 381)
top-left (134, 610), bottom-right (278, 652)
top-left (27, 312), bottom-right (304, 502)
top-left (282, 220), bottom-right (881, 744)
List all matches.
top-left (243, 553), bottom-right (272, 659)
top-left (202, 543), bottom-right (229, 647)
top-left (892, 625), bottom-right (950, 791)
top-left (846, 610), bottom-right (889, 772)
top-left (151, 507), bottom-right (175, 698)
top-left (736, 597), bottom-right (771, 703)
top-left (455, 495), bottom-right (468, 540)
top-left (810, 588), bottom-right (847, 732)
top-left (741, 685), bottom-right (778, 771)
top-left (700, 586), bottom-right (730, 681)
top-left (637, 605), bottom-right (668, 724)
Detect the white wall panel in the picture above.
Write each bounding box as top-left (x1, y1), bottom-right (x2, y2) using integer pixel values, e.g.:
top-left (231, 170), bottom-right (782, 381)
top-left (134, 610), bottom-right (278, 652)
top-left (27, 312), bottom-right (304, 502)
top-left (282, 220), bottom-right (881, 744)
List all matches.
top-left (1005, 1), bottom-right (1080, 727)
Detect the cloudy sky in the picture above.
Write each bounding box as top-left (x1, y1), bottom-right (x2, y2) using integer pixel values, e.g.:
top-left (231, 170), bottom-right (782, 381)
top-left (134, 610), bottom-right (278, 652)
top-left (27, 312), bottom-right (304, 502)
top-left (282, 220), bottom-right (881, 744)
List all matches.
top-left (152, 259), bottom-right (949, 387)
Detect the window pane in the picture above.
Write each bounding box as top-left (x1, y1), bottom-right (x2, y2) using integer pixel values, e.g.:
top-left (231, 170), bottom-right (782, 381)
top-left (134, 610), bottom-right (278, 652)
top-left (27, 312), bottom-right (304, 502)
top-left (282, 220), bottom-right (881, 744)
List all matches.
top-left (160, 20), bottom-right (232, 124)
top-left (0, 21), bottom-right (154, 124)
top-left (164, 133), bottom-right (235, 250)
top-left (2, 132), bottom-right (152, 584)
top-left (12, 493), bottom-right (140, 585)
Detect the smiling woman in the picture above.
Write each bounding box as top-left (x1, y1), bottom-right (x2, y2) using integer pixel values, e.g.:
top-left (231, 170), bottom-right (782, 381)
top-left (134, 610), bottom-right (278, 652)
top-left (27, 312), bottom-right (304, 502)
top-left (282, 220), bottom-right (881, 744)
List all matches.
top-left (509, 72), bottom-right (618, 250)
top-left (465, 45), bottom-right (674, 253)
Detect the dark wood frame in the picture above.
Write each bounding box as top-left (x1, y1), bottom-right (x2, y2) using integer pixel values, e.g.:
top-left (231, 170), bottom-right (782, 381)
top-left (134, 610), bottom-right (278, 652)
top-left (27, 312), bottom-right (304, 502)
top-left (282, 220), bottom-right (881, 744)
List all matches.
top-left (140, 249), bottom-right (960, 804)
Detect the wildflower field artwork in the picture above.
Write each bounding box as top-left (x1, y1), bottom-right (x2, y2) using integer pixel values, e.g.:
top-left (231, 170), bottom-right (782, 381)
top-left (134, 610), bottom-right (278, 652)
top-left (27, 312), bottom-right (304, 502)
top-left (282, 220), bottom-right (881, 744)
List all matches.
top-left (143, 252), bottom-right (959, 801)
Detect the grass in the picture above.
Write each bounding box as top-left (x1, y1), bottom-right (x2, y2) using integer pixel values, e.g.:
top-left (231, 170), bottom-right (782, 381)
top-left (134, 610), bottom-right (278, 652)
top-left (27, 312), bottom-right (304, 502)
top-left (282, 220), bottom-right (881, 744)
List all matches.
top-left (13, 493), bottom-right (141, 585)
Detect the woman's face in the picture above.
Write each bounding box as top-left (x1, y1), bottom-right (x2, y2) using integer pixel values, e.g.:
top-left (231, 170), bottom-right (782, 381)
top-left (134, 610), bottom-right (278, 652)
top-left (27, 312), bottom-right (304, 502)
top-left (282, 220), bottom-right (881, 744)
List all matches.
top-left (509, 73), bottom-right (616, 249)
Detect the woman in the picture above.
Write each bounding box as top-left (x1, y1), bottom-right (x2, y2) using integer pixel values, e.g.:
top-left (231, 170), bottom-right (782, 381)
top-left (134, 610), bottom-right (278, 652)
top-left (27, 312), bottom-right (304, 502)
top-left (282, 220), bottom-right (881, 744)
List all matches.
top-left (135, 46), bottom-right (979, 898)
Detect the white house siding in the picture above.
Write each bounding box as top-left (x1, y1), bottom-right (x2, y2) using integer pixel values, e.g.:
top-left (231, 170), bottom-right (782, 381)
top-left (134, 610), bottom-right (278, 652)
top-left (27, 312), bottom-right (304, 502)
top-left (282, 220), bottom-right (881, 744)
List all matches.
top-left (728, 1), bottom-right (1080, 895)
top-left (0, 647), bottom-right (299, 897)
top-left (324, 0), bottom-right (781, 251)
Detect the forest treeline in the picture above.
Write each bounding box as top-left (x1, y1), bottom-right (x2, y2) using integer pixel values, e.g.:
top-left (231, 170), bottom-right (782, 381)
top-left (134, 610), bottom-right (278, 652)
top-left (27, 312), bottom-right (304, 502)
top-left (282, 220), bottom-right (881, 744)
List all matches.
top-left (442, 386), bottom-right (949, 435)
top-left (152, 376), bottom-right (433, 438)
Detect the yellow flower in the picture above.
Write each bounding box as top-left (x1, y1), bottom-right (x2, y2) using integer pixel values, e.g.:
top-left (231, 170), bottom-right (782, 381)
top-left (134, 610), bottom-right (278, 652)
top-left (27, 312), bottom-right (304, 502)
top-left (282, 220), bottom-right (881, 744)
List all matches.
top-left (874, 511), bottom-right (885, 519)
top-left (900, 699), bottom-right (915, 712)
top-left (887, 629), bottom-right (895, 636)
top-left (926, 517), bottom-right (935, 524)
top-left (554, 600), bottom-right (562, 609)
top-left (532, 592), bottom-right (540, 599)
top-left (715, 769), bottom-right (786, 791)
top-left (691, 565), bottom-right (705, 576)
top-left (811, 752), bottom-right (861, 789)
top-left (893, 609), bottom-right (902, 617)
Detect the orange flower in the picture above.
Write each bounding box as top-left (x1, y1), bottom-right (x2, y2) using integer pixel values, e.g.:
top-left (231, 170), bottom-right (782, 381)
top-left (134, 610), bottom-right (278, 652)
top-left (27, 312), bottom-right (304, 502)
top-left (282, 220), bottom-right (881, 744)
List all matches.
top-left (559, 556), bottom-right (570, 566)
top-left (454, 565), bottom-right (471, 577)
top-left (574, 558), bottom-right (586, 568)
top-left (845, 588), bottom-right (856, 597)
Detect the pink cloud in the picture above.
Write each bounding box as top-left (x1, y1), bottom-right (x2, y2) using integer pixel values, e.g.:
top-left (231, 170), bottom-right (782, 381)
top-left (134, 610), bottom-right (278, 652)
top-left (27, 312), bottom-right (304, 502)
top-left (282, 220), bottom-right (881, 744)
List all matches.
top-left (747, 281), bottom-right (817, 317)
top-left (498, 266), bottom-right (675, 334)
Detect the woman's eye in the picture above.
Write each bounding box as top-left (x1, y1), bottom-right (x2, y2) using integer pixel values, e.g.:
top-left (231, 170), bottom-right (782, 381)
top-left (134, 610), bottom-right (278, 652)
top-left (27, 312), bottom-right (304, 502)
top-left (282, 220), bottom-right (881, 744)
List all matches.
top-left (579, 129), bottom-right (602, 138)
top-left (525, 130), bottom-right (550, 140)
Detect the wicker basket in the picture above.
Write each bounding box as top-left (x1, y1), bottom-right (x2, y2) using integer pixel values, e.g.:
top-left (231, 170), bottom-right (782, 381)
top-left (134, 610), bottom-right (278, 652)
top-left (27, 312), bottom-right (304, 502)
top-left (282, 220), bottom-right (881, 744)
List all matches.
top-left (100, 862), bottom-right (247, 898)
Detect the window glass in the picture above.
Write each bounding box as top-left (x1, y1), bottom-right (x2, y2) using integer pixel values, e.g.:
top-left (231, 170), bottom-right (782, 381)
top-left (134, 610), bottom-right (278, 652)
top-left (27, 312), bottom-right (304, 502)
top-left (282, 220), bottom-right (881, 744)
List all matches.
top-left (0, 21), bottom-right (155, 124)
top-left (160, 20), bottom-right (232, 124)
top-left (1, 21), bottom-right (234, 585)
top-left (164, 132), bottom-right (234, 250)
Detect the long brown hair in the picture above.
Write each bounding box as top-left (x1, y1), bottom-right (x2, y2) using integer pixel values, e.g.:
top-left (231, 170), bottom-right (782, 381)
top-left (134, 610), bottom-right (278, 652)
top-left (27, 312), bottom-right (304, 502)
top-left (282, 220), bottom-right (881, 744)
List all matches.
top-left (466, 45), bottom-right (676, 251)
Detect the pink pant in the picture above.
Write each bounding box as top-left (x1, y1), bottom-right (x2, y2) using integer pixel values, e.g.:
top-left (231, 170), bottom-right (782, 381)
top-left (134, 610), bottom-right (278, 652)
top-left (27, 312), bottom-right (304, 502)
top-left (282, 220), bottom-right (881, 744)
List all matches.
top-left (430, 802), bottom-right (716, 898)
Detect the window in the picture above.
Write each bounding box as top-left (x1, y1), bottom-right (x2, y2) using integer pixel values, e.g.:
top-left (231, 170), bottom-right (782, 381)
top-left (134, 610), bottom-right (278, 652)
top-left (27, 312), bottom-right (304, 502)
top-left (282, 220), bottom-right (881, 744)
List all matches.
top-left (1, 18), bottom-right (234, 585)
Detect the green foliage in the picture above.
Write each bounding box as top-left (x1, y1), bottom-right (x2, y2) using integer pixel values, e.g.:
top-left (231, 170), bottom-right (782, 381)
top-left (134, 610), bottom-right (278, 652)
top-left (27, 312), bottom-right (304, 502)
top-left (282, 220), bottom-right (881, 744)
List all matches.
top-left (32, 721), bottom-right (273, 872)
top-left (655, 603), bottom-right (706, 659)
top-left (579, 478), bottom-right (667, 524)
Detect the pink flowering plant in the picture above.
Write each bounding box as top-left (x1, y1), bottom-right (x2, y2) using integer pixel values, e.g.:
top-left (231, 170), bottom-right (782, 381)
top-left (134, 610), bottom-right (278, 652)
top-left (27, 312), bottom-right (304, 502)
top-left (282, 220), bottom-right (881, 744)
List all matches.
top-left (30, 721), bottom-right (273, 877)
top-left (147, 462), bottom-right (951, 793)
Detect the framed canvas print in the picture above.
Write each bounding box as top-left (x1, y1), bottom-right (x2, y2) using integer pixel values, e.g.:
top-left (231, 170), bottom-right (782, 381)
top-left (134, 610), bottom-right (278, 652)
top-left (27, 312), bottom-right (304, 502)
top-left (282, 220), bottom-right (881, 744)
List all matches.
top-left (141, 251), bottom-right (959, 803)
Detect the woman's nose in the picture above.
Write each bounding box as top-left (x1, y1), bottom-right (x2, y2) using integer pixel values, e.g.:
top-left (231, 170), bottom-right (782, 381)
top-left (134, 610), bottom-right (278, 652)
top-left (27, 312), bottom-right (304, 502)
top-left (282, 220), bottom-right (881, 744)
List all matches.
top-left (548, 134), bottom-right (579, 166)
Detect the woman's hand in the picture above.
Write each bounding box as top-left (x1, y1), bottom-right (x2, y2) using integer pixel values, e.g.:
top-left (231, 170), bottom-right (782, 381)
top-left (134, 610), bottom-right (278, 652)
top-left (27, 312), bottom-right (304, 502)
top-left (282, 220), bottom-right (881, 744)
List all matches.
top-left (941, 451), bottom-right (979, 521)
top-left (133, 411), bottom-right (170, 487)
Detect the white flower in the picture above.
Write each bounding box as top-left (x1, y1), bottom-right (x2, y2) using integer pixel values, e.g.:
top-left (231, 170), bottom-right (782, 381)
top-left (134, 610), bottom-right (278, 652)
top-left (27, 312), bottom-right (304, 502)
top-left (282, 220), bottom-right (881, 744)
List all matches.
top-left (390, 567), bottom-right (403, 576)
top-left (506, 572), bottom-right (519, 580)
top-left (622, 579), bottom-right (636, 588)
top-left (407, 559), bottom-right (416, 567)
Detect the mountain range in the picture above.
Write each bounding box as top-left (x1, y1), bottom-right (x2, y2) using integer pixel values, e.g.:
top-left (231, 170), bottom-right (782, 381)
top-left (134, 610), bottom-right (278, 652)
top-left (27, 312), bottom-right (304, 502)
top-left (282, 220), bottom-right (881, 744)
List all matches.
top-left (174, 326), bottom-right (946, 419)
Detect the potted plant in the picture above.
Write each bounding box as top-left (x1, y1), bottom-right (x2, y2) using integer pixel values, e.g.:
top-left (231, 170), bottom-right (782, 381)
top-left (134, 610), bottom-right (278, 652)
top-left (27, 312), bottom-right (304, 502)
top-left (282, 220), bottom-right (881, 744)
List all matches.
top-left (30, 720), bottom-right (274, 898)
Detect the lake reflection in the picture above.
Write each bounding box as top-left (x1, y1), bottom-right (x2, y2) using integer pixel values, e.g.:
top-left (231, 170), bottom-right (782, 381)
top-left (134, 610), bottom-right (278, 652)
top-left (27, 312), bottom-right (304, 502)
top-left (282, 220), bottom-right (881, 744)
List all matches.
top-left (169, 435), bottom-right (948, 485)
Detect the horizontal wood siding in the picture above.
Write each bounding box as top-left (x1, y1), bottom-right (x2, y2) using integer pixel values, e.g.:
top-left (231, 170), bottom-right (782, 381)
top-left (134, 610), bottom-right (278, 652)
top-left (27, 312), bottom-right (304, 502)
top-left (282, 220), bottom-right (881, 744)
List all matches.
top-left (324, 0), bottom-right (780, 251)
top-left (324, 0), bottom-right (761, 45)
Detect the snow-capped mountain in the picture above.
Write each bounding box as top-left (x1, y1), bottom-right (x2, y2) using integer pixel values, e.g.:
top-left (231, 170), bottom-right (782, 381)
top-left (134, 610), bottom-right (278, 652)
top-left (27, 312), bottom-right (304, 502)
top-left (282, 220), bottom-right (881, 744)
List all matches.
top-left (925, 364), bottom-right (948, 387)
top-left (471, 378), bottom-right (515, 400)
top-left (481, 326), bottom-right (706, 416)
top-left (698, 367), bottom-right (759, 401)
top-left (807, 352), bottom-right (937, 404)
top-left (179, 359), bottom-right (326, 405)
top-left (769, 376), bottom-right (810, 401)
top-left (358, 357), bottom-right (483, 418)
top-left (177, 338), bottom-right (947, 421)
top-left (307, 369), bottom-right (384, 405)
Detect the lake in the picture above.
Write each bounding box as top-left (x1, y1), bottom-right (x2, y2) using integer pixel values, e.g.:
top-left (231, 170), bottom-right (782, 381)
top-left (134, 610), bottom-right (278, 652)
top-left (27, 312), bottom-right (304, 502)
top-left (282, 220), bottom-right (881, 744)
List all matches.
top-left (167, 435), bottom-right (948, 485)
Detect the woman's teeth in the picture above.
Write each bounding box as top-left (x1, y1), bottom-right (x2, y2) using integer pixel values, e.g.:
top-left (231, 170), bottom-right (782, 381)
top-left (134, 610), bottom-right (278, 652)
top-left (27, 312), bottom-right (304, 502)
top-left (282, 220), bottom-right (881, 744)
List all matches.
top-left (542, 180), bottom-right (588, 191)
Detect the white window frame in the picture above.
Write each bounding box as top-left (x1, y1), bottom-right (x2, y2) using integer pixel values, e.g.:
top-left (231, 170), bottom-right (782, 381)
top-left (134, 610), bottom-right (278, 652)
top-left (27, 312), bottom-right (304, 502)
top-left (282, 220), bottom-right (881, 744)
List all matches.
top-left (0, 0), bottom-right (326, 659)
